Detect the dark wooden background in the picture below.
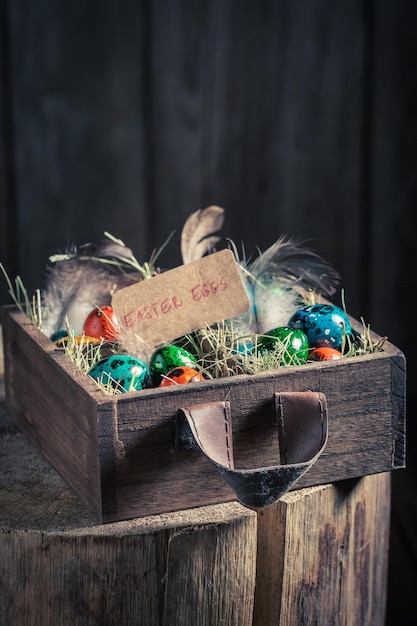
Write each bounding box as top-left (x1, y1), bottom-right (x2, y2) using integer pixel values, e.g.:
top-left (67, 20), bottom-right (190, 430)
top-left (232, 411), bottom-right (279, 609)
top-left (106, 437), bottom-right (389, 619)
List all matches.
top-left (1, 1), bottom-right (416, 623)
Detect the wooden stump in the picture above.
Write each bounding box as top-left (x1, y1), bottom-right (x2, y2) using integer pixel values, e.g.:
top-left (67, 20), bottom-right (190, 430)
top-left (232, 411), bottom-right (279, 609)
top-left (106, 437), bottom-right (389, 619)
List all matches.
top-left (0, 505), bottom-right (257, 626)
top-left (254, 474), bottom-right (391, 626)
top-left (0, 396), bottom-right (257, 626)
top-left (0, 330), bottom-right (391, 626)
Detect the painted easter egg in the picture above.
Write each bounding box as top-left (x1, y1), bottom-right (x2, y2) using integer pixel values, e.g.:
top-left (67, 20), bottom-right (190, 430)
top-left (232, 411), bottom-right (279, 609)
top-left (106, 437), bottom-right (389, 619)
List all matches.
top-left (88, 355), bottom-right (150, 392)
top-left (50, 329), bottom-right (68, 343)
top-left (159, 366), bottom-right (205, 387)
top-left (83, 305), bottom-right (120, 341)
top-left (55, 334), bottom-right (101, 348)
top-left (150, 345), bottom-right (197, 386)
top-left (309, 347), bottom-right (342, 361)
top-left (288, 304), bottom-right (352, 350)
top-left (258, 326), bottom-right (309, 365)
top-left (232, 339), bottom-right (255, 357)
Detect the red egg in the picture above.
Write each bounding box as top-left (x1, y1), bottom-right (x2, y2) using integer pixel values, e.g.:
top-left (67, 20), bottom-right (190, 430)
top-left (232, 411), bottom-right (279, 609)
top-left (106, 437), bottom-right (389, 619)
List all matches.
top-left (83, 305), bottom-right (120, 341)
top-left (309, 347), bottom-right (342, 361)
top-left (159, 366), bottom-right (205, 387)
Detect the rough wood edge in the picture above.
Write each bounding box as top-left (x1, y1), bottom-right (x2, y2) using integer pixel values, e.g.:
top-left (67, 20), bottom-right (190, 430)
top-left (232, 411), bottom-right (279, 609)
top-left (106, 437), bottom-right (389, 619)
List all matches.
top-left (1, 304), bottom-right (405, 404)
top-left (253, 474), bottom-right (391, 626)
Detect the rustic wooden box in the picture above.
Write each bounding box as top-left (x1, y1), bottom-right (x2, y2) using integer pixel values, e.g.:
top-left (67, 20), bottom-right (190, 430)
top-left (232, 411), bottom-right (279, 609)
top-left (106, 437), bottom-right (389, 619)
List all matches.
top-left (1, 305), bottom-right (406, 523)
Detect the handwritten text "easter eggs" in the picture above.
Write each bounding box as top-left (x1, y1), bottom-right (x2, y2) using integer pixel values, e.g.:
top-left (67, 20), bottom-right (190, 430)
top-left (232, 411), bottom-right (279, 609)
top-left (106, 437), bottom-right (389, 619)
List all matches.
top-left (122, 278), bottom-right (228, 328)
top-left (111, 249), bottom-right (250, 347)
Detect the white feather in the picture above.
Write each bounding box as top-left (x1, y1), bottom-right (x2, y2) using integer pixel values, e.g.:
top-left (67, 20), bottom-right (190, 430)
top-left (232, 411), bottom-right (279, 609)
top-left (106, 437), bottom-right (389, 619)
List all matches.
top-left (181, 206), bottom-right (225, 264)
top-left (41, 239), bottom-right (142, 337)
top-left (229, 236), bottom-right (340, 335)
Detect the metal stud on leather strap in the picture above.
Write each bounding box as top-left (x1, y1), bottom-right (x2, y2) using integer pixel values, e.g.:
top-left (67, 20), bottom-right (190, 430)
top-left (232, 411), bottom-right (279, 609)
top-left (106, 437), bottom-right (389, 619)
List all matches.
top-left (176, 391), bottom-right (328, 509)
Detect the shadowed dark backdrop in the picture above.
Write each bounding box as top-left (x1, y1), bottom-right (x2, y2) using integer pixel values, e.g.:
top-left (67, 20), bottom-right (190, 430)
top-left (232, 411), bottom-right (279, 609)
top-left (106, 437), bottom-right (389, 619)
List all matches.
top-left (1, 1), bottom-right (416, 624)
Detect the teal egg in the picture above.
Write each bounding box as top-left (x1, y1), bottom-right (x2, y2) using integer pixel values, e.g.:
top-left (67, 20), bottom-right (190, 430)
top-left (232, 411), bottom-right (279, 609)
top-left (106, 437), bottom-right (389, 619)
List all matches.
top-left (50, 329), bottom-right (68, 343)
top-left (88, 355), bottom-right (150, 392)
top-left (232, 338), bottom-right (255, 356)
top-left (288, 303), bottom-right (352, 350)
top-left (150, 345), bottom-right (197, 386)
top-left (258, 326), bottom-right (309, 365)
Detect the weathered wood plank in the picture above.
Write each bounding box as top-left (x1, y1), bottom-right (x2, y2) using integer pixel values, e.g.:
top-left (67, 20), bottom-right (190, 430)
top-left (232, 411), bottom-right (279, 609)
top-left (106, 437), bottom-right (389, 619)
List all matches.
top-left (1, 0), bottom-right (416, 400)
top-left (0, 504), bottom-right (256, 626)
top-left (0, 380), bottom-right (257, 625)
top-left (369, 1), bottom-right (417, 382)
top-left (1, 305), bottom-right (109, 519)
top-left (148, 1), bottom-right (367, 321)
top-left (254, 473), bottom-right (391, 626)
top-left (0, 0), bottom-right (18, 307)
top-left (0, 330), bottom-right (393, 626)
top-left (1, 305), bottom-right (405, 523)
top-left (2, 1), bottom-right (366, 316)
top-left (163, 516), bottom-right (256, 626)
top-left (0, 387), bottom-right (391, 626)
top-left (5, 0), bottom-right (152, 297)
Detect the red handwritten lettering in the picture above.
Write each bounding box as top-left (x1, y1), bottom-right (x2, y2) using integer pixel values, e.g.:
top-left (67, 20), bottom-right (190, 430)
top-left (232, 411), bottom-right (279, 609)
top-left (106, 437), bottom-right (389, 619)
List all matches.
top-left (148, 303), bottom-right (159, 318)
top-left (219, 277), bottom-right (227, 290)
top-left (121, 296), bottom-right (184, 328)
top-left (160, 298), bottom-right (171, 314)
top-left (190, 284), bottom-right (202, 302)
top-left (124, 310), bottom-right (135, 328)
top-left (136, 307), bottom-right (146, 321)
top-left (190, 278), bottom-right (228, 302)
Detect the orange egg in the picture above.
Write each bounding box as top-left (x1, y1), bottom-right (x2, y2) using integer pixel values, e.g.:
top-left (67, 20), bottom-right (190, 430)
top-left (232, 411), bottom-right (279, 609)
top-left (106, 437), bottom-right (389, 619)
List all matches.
top-left (309, 347), bottom-right (342, 361)
top-left (159, 366), bottom-right (205, 386)
top-left (83, 305), bottom-right (120, 341)
top-left (55, 334), bottom-right (101, 348)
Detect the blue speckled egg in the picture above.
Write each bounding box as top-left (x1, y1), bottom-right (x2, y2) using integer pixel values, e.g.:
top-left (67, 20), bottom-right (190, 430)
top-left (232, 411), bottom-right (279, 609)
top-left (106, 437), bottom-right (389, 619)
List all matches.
top-left (288, 303), bottom-right (352, 350)
top-left (232, 339), bottom-right (255, 358)
top-left (88, 355), bottom-right (150, 392)
top-left (258, 326), bottom-right (309, 365)
top-left (150, 345), bottom-right (197, 386)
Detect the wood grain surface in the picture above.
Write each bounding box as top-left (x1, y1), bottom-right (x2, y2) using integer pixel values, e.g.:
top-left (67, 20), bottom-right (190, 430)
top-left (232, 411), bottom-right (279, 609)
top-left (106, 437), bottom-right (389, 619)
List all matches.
top-left (0, 327), bottom-right (397, 625)
top-left (0, 392), bottom-right (389, 626)
top-left (1, 5), bottom-right (415, 617)
top-left (1, 305), bottom-right (406, 523)
top-left (254, 474), bottom-right (391, 626)
top-left (1, 1), bottom-right (416, 392)
top-left (0, 377), bottom-right (257, 625)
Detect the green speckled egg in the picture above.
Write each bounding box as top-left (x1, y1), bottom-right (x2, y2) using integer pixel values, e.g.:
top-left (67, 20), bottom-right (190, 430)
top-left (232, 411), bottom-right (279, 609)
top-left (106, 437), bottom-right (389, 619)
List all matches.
top-left (258, 326), bottom-right (309, 365)
top-left (150, 345), bottom-right (197, 386)
top-left (88, 354), bottom-right (150, 392)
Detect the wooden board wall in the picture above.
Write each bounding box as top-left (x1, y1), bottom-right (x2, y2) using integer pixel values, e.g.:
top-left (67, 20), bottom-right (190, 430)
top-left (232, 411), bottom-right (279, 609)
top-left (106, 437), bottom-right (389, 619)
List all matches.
top-left (1, 0), bottom-right (416, 387)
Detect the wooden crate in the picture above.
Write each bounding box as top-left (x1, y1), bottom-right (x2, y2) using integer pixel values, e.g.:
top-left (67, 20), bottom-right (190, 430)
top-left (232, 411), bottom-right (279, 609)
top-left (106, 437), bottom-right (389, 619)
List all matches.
top-left (1, 305), bottom-right (406, 523)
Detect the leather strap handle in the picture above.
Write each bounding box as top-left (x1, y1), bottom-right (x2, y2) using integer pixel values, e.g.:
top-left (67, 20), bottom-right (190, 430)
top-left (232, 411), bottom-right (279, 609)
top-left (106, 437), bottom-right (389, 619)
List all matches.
top-left (176, 391), bottom-right (328, 509)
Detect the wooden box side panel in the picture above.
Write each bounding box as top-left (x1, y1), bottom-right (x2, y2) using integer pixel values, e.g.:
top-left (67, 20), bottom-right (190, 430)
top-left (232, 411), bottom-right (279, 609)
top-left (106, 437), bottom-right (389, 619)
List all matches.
top-left (105, 342), bottom-right (405, 521)
top-left (295, 350), bottom-right (406, 488)
top-left (1, 306), bottom-right (110, 519)
top-left (390, 349), bottom-right (407, 468)
top-left (2, 306), bottom-right (406, 524)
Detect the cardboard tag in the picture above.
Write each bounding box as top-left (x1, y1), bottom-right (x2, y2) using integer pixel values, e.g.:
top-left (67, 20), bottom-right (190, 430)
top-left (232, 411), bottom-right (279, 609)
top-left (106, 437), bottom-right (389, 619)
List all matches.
top-left (111, 249), bottom-right (250, 350)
